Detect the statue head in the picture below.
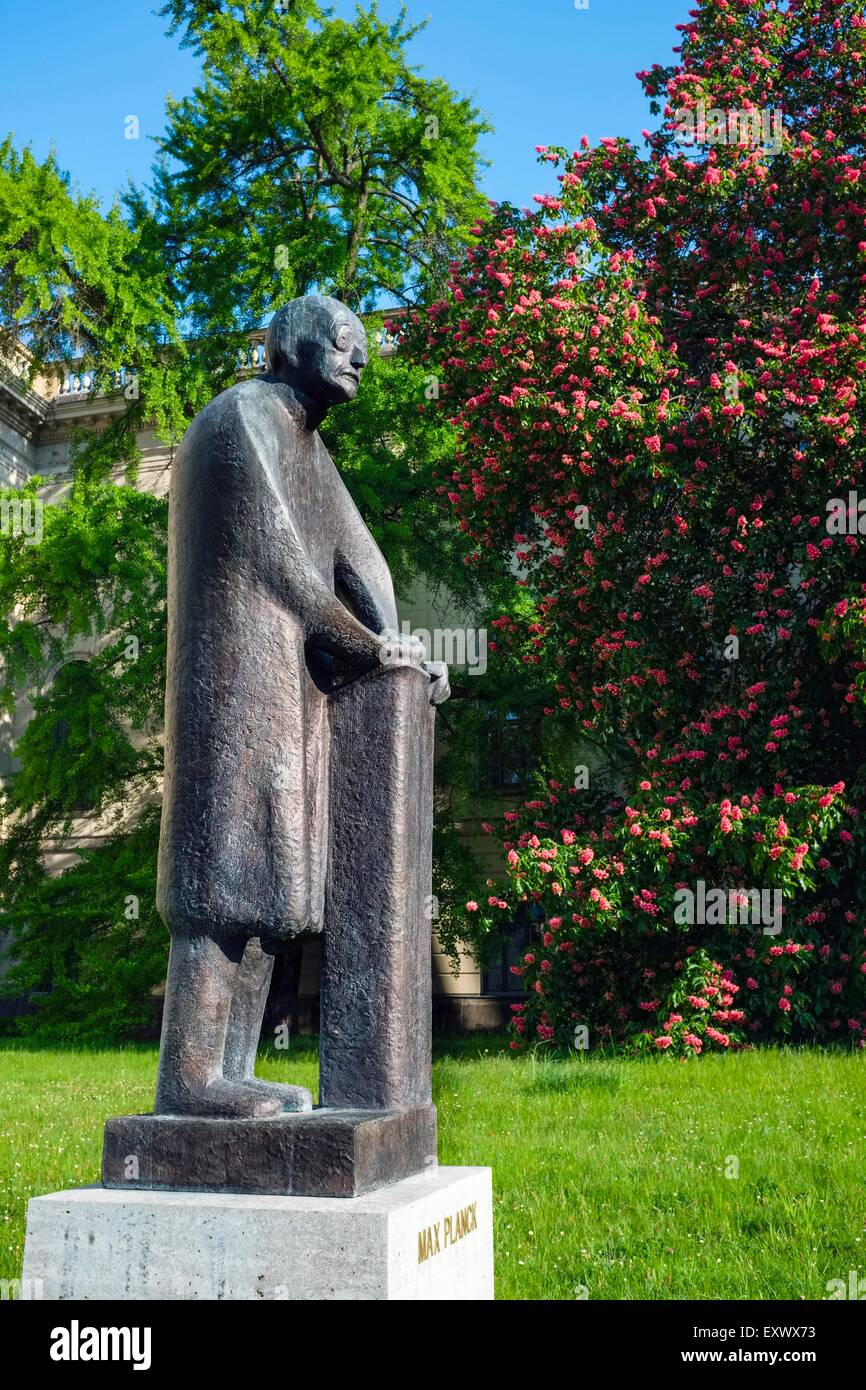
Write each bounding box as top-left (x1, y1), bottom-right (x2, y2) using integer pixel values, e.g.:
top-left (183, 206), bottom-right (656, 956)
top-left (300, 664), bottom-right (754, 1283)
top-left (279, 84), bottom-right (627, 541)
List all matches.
top-left (266, 295), bottom-right (369, 410)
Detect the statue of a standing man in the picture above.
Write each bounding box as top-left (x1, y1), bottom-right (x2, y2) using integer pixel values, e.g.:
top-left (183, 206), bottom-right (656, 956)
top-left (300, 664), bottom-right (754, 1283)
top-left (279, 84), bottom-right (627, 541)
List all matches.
top-left (154, 295), bottom-right (448, 1119)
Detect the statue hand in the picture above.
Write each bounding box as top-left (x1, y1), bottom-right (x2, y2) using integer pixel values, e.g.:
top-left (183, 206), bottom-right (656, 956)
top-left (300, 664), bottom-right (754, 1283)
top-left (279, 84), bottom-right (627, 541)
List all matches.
top-left (375, 631), bottom-right (449, 702)
top-left (423, 659), bottom-right (450, 706)
top-left (377, 628), bottom-right (427, 670)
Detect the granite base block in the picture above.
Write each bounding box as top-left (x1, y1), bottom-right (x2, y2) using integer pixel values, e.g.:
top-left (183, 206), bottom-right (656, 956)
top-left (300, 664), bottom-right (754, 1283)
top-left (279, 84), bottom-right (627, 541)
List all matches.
top-left (102, 1104), bottom-right (437, 1198)
top-left (22, 1166), bottom-right (494, 1301)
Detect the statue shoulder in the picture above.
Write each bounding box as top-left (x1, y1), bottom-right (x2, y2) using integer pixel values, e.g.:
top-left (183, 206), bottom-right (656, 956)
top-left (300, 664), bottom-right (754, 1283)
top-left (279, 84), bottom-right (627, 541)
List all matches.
top-left (178, 378), bottom-right (298, 470)
top-left (216, 377), bottom-right (299, 439)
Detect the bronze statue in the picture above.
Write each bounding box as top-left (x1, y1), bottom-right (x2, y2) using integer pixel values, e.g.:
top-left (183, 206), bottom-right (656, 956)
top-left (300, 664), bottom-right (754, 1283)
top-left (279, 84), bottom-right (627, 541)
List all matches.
top-left (153, 294), bottom-right (448, 1122)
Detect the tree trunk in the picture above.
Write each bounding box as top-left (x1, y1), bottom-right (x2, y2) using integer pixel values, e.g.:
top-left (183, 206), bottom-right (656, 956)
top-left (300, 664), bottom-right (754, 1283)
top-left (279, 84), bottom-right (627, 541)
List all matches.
top-left (341, 184), bottom-right (369, 298)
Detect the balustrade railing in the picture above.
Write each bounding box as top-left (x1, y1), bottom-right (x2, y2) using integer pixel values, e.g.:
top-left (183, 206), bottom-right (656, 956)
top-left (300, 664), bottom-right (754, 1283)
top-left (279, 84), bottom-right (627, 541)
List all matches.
top-left (42, 315), bottom-right (406, 403)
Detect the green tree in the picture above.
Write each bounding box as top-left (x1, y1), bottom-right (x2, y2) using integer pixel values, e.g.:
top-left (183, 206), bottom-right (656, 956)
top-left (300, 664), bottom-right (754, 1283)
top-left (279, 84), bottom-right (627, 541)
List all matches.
top-left (129, 0), bottom-right (490, 334)
top-left (1, 4), bottom-right (494, 1037)
top-left (0, 140), bottom-right (202, 1035)
top-left (0, 139), bottom-right (195, 451)
top-left (409, 0), bottom-right (866, 1051)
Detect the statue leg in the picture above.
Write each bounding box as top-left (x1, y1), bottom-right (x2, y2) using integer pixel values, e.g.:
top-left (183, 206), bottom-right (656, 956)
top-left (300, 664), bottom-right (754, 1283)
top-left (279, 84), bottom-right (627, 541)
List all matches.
top-left (222, 936), bottom-right (312, 1112)
top-left (155, 933), bottom-right (299, 1118)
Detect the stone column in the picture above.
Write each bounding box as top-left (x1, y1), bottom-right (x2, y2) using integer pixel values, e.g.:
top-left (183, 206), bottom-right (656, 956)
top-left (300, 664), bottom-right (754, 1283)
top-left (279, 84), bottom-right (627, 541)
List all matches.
top-left (320, 662), bottom-right (435, 1111)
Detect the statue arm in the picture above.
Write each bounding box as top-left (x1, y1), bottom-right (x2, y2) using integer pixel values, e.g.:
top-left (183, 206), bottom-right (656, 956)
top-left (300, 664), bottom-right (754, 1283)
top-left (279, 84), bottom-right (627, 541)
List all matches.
top-left (269, 495), bottom-right (386, 668)
top-left (234, 392), bottom-right (423, 674)
top-left (333, 551), bottom-right (396, 636)
top-left (330, 469), bottom-right (399, 635)
top-left (235, 410), bottom-right (385, 667)
top-left (332, 489), bottom-right (449, 702)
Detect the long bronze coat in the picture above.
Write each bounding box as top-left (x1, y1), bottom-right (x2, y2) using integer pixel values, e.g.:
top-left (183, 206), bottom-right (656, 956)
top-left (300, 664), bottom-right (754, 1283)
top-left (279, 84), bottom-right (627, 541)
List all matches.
top-left (156, 376), bottom-right (398, 941)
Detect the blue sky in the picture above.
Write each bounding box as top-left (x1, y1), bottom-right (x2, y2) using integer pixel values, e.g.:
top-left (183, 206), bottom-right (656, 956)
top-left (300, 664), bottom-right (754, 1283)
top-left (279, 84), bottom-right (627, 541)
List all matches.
top-left (0, 0), bottom-right (687, 210)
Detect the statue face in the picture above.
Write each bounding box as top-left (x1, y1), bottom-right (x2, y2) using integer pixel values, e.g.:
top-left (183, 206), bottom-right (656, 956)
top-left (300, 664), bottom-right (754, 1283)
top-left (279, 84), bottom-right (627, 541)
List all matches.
top-left (301, 307), bottom-right (369, 406)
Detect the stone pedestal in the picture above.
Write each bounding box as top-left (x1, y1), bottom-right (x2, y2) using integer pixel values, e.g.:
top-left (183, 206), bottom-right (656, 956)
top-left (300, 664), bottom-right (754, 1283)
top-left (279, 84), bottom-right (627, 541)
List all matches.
top-left (101, 665), bottom-right (440, 1200)
top-left (22, 1166), bottom-right (493, 1301)
top-left (101, 1104), bottom-right (437, 1198)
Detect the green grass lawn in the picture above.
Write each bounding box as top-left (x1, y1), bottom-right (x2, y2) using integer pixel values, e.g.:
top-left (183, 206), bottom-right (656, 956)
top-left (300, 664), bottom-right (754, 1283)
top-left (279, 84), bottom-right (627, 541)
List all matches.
top-left (1, 1039), bottom-right (864, 1300)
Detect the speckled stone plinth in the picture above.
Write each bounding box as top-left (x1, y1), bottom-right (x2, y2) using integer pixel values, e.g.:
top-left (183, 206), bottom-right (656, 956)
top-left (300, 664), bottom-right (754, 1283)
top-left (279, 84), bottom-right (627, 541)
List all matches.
top-left (22, 1166), bottom-right (493, 1301)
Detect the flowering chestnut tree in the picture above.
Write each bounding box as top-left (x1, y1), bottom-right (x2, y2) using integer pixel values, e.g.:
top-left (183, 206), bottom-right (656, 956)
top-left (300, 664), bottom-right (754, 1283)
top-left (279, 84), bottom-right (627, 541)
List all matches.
top-left (406, 0), bottom-right (866, 1054)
